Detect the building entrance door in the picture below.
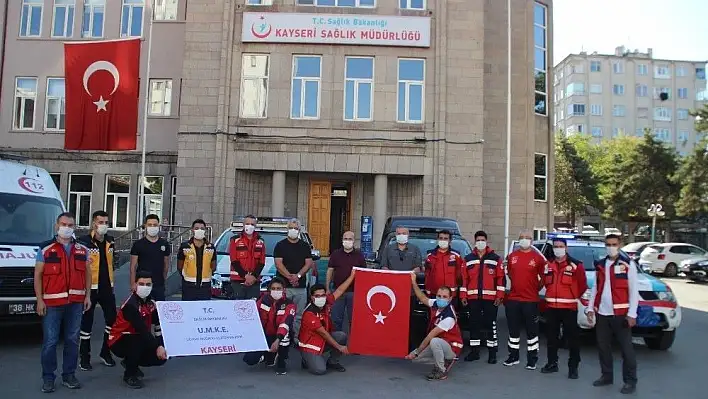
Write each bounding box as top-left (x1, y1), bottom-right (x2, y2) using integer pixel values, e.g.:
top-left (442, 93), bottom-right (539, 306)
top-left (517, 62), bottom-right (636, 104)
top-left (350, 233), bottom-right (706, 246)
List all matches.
top-left (308, 181), bottom-right (332, 256)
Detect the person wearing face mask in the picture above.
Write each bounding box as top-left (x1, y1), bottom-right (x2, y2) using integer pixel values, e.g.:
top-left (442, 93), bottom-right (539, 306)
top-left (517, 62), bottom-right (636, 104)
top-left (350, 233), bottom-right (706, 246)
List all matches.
top-left (586, 234), bottom-right (639, 395)
top-left (502, 229), bottom-right (547, 370)
top-left (326, 231), bottom-right (366, 332)
top-left (77, 210), bottom-right (117, 371)
top-left (34, 212), bottom-right (93, 393)
top-left (460, 230), bottom-right (505, 365)
top-left (541, 237), bottom-right (588, 379)
top-left (129, 214), bottom-right (171, 301)
top-left (228, 215), bottom-right (266, 300)
top-left (380, 227), bottom-right (423, 272)
top-left (108, 271), bottom-right (167, 389)
top-left (244, 278), bottom-right (296, 375)
top-left (423, 230), bottom-right (464, 299)
top-left (298, 271), bottom-right (356, 375)
top-left (406, 273), bottom-right (464, 381)
top-left (178, 219), bottom-right (216, 301)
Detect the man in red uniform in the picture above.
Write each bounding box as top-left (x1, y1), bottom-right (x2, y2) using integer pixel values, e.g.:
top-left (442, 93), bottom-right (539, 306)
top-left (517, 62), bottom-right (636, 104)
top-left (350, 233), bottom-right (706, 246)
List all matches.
top-left (229, 215), bottom-right (266, 299)
top-left (541, 237), bottom-right (588, 379)
top-left (424, 230), bottom-right (465, 297)
top-left (406, 274), bottom-right (464, 380)
top-left (108, 271), bottom-right (167, 389)
top-left (244, 277), bottom-right (296, 375)
top-left (298, 271), bottom-right (356, 375)
top-left (503, 229), bottom-right (547, 370)
top-left (460, 231), bottom-right (505, 364)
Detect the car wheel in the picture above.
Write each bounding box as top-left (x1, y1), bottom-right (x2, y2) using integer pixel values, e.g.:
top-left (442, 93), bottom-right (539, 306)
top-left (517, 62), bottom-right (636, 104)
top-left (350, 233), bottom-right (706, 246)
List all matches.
top-left (664, 263), bottom-right (679, 277)
top-left (644, 330), bottom-right (676, 350)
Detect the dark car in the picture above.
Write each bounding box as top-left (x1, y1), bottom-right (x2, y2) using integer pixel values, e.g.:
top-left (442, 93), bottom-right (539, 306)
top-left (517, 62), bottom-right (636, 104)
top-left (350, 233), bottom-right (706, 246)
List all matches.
top-left (683, 258), bottom-right (708, 282)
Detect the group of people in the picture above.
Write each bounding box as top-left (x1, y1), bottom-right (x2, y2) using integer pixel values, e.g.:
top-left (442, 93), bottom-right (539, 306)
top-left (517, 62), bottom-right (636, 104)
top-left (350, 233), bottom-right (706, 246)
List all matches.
top-left (34, 213), bottom-right (639, 395)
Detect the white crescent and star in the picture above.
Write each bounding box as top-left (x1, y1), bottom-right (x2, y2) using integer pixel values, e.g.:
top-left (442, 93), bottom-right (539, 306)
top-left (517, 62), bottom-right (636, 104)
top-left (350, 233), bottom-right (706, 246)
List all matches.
top-left (82, 60), bottom-right (120, 112)
top-left (366, 285), bottom-right (397, 324)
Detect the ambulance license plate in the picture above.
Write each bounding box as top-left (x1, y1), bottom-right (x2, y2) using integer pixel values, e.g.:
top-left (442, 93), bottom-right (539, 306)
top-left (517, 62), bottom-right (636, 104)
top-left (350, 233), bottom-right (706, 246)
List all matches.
top-left (8, 303), bottom-right (35, 315)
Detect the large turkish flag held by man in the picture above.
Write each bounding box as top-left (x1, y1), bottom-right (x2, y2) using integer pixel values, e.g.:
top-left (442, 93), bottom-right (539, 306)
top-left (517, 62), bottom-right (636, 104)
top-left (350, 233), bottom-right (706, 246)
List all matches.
top-left (349, 268), bottom-right (411, 358)
top-left (64, 38), bottom-right (141, 150)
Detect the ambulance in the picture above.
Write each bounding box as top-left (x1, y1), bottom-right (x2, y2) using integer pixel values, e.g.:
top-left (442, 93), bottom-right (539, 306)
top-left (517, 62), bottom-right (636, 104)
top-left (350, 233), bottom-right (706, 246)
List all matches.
top-left (0, 156), bottom-right (65, 324)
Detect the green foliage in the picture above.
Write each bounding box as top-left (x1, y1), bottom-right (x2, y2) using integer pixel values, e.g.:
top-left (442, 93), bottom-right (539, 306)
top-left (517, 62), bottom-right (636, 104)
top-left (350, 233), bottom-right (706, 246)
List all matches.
top-left (554, 134), bottom-right (600, 223)
top-left (691, 104), bottom-right (708, 133)
top-left (676, 137), bottom-right (708, 218)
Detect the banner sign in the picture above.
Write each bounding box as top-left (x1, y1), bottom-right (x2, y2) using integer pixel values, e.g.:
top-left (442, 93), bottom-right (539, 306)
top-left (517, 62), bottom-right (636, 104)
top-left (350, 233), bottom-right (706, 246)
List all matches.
top-left (242, 12), bottom-right (431, 47)
top-left (157, 300), bottom-right (268, 358)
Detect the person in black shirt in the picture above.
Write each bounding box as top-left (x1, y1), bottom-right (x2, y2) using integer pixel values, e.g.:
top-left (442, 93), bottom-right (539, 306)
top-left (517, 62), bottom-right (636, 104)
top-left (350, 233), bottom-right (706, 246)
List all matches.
top-left (177, 219), bottom-right (216, 301)
top-left (130, 214), bottom-right (171, 301)
top-left (78, 210), bottom-right (117, 371)
top-left (273, 219), bottom-right (314, 341)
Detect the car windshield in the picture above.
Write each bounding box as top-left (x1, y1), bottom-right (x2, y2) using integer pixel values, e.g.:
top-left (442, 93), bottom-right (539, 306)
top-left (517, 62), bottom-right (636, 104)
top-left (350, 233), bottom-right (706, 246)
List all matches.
top-left (388, 235), bottom-right (473, 257)
top-left (566, 245), bottom-right (608, 271)
top-left (215, 231), bottom-right (289, 257)
top-left (0, 193), bottom-right (63, 246)
top-left (622, 242), bottom-right (652, 252)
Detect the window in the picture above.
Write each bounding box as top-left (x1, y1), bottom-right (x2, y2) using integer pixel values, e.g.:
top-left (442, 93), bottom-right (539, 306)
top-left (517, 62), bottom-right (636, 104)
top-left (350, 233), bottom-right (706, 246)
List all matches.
top-left (612, 127), bottom-right (624, 137)
top-left (590, 84), bottom-right (602, 94)
top-left (399, 0), bottom-right (424, 9)
top-left (397, 58), bottom-right (425, 123)
top-left (654, 128), bottom-right (671, 142)
top-left (68, 174), bottom-right (93, 227)
top-left (567, 103), bottom-right (585, 116)
top-left (612, 84), bottom-right (625, 95)
top-left (636, 64), bottom-right (648, 75)
top-left (148, 79), bottom-right (172, 116)
top-left (298, 0), bottom-right (376, 6)
top-left (290, 55), bottom-right (321, 119)
top-left (612, 105), bottom-right (626, 117)
top-left (121, 0), bottom-right (144, 37)
top-left (678, 130), bottom-right (689, 142)
top-left (13, 77), bottom-right (37, 130)
top-left (154, 0), bottom-right (178, 20)
top-left (534, 153), bottom-right (547, 202)
top-left (590, 104), bottom-right (602, 116)
top-left (654, 66), bottom-right (671, 79)
top-left (637, 107), bottom-right (649, 119)
top-left (533, 228), bottom-right (547, 241)
top-left (105, 175), bottom-right (130, 229)
top-left (20, 0), bottom-right (43, 37)
top-left (52, 0), bottom-right (75, 38)
top-left (45, 78), bottom-right (66, 130)
top-left (697, 67), bottom-right (706, 80)
top-left (576, 124), bottom-right (585, 133)
top-left (569, 63), bottom-right (584, 74)
top-left (344, 57), bottom-right (374, 121)
top-left (137, 176), bottom-right (164, 225)
top-left (613, 62), bottom-right (624, 74)
top-left (635, 128), bottom-right (646, 137)
top-left (567, 124), bottom-right (584, 134)
top-left (248, 0), bottom-right (274, 4)
top-left (533, 2), bottom-right (547, 115)
top-left (566, 82), bottom-right (585, 96)
top-left (654, 107), bottom-right (671, 121)
top-left (676, 66), bottom-right (687, 77)
top-left (635, 84), bottom-right (648, 97)
top-left (677, 109), bottom-right (689, 120)
top-left (590, 61), bottom-right (601, 72)
top-left (82, 0), bottom-right (105, 38)
top-left (653, 87), bottom-right (670, 100)
top-left (591, 126), bottom-right (603, 137)
top-left (677, 88), bottom-right (688, 99)
top-left (558, 109), bottom-right (564, 120)
top-left (169, 176), bottom-right (177, 225)
top-left (50, 173), bottom-right (61, 191)
top-left (240, 54), bottom-right (269, 118)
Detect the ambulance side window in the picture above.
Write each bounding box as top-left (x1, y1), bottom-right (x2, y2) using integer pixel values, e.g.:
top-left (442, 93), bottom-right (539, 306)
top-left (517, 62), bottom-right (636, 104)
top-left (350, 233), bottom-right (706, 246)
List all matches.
top-left (542, 244), bottom-right (554, 260)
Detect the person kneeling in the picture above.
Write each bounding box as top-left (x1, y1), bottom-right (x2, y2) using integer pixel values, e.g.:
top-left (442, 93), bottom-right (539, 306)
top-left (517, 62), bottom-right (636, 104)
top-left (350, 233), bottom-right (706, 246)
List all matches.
top-left (406, 273), bottom-right (464, 381)
top-left (108, 271), bottom-right (167, 389)
top-left (298, 271), bottom-right (355, 375)
top-left (243, 278), bottom-right (296, 374)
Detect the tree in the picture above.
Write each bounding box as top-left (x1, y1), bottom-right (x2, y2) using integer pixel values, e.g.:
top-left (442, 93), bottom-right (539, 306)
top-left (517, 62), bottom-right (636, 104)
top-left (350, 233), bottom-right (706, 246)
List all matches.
top-left (554, 134), bottom-right (600, 225)
top-left (691, 104), bottom-right (708, 133)
top-left (677, 106), bottom-right (708, 218)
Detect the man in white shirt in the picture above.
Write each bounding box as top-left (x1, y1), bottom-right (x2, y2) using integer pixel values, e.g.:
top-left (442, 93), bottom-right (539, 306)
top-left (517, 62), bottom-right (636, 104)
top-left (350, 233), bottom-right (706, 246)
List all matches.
top-left (586, 234), bottom-right (638, 395)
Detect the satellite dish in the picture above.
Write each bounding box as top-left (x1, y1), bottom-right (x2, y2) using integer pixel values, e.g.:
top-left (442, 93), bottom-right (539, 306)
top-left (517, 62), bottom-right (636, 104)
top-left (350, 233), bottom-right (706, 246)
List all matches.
top-left (659, 92), bottom-right (669, 101)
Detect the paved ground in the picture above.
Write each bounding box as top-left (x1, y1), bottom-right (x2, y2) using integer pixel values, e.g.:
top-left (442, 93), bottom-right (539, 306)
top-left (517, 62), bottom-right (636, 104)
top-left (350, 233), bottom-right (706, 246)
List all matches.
top-left (1, 277), bottom-right (707, 399)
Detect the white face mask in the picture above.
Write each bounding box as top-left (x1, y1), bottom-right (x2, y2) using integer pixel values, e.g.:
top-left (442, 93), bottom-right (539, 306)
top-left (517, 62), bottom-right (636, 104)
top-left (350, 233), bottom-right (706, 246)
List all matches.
top-left (136, 285), bottom-right (152, 299)
top-left (475, 240), bottom-right (487, 251)
top-left (438, 240), bottom-right (449, 250)
top-left (193, 229), bottom-right (206, 240)
top-left (396, 234), bottom-right (408, 245)
top-left (553, 248), bottom-right (566, 258)
top-left (313, 297), bottom-right (327, 308)
top-left (58, 226), bottom-right (74, 239)
top-left (606, 246), bottom-right (619, 257)
top-left (244, 224), bottom-right (256, 235)
top-left (96, 224), bottom-right (109, 235)
top-left (287, 229), bottom-right (299, 239)
top-left (146, 226), bottom-right (160, 237)
top-left (519, 238), bottom-right (531, 249)
top-left (270, 290), bottom-right (283, 300)
top-left (342, 240), bottom-right (354, 250)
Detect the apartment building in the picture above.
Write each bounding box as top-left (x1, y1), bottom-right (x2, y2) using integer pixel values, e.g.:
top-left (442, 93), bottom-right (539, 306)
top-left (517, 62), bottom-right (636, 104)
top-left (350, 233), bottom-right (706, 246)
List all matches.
top-left (0, 0), bottom-right (185, 230)
top-left (174, 0), bottom-right (555, 254)
top-left (553, 46), bottom-right (708, 156)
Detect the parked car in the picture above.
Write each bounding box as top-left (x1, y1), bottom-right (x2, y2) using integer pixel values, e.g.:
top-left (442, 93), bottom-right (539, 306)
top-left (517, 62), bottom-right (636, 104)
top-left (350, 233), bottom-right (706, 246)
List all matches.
top-left (621, 241), bottom-right (658, 262)
top-left (681, 257), bottom-right (708, 282)
top-left (639, 243), bottom-right (708, 277)
top-left (210, 217), bottom-right (321, 298)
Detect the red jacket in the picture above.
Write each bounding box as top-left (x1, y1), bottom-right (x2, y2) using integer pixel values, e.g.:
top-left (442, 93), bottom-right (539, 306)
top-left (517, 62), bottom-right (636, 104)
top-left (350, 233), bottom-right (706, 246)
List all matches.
top-left (257, 292), bottom-right (296, 341)
top-left (39, 238), bottom-right (88, 307)
top-left (428, 302), bottom-right (464, 355)
top-left (298, 294), bottom-right (335, 355)
top-left (506, 249), bottom-right (546, 302)
top-left (461, 247), bottom-right (505, 301)
top-left (543, 256), bottom-right (588, 310)
top-left (594, 256), bottom-right (631, 316)
top-left (108, 293), bottom-right (161, 348)
top-left (424, 248), bottom-right (464, 296)
top-left (229, 232), bottom-right (266, 281)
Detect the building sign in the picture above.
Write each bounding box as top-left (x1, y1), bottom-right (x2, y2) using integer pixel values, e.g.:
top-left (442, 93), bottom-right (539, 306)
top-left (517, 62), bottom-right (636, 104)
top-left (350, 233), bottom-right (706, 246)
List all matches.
top-left (241, 12), bottom-right (431, 48)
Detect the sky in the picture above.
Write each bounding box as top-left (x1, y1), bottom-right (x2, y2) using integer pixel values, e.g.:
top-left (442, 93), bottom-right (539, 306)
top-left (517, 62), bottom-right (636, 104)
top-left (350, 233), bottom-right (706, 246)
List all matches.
top-left (553, 0), bottom-right (708, 66)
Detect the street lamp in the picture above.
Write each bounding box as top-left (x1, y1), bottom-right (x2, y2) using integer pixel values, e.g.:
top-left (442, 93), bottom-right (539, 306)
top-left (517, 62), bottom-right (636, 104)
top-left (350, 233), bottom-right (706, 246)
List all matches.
top-left (647, 203), bottom-right (665, 242)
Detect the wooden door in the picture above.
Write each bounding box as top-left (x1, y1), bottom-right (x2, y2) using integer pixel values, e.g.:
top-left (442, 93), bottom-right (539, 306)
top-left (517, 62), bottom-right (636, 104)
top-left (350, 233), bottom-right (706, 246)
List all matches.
top-left (308, 181), bottom-right (332, 256)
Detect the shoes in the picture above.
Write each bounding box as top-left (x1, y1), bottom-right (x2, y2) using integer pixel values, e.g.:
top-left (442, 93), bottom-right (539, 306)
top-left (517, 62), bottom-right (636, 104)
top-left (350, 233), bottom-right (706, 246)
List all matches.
top-left (100, 354), bottom-right (116, 367)
top-left (620, 383), bottom-right (637, 394)
top-left (426, 367), bottom-right (448, 381)
top-left (275, 365), bottom-right (287, 375)
top-left (124, 376), bottom-right (144, 389)
top-left (503, 355), bottom-right (520, 367)
top-left (568, 368), bottom-right (579, 380)
top-left (525, 357), bottom-right (538, 370)
top-left (464, 350), bottom-right (480, 362)
top-left (79, 359), bottom-right (92, 371)
top-left (488, 351), bottom-right (497, 365)
top-left (120, 360), bottom-right (144, 378)
top-left (61, 375), bottom-right (82, 390)
top-left (444, 359), bottom-right (455, 372)
top-left (41, 380), bottom-right (55, 393)
top-left (593, 377), bottom-right (613, 387)
top-left (326, 362), bottom-right (346, 372)
top-left (541, 363), bottom-right (559, 374)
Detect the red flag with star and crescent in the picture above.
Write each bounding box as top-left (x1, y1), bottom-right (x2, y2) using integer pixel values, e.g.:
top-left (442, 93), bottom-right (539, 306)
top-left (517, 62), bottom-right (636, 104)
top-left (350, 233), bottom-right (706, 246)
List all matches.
top-left (64, 38), bottom-right (141, 151)
top-left (349, 268), bottom-right (412, 358)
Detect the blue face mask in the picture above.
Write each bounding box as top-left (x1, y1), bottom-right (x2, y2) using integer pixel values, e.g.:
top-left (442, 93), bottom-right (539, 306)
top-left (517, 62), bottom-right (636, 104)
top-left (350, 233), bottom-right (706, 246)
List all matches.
top-left (435, 298), bottom-right (450, 308)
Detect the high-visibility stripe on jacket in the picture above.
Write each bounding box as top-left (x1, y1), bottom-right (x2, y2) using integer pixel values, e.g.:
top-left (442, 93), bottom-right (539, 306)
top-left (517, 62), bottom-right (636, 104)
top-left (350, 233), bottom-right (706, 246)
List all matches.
top-left (39, 238), bottom-right (88, 307)
top-left (427, 304), bottom-right (464, 355)
top-left (461, 247), bottom-right (506, 301)
top-left (594, 256), bottom-right (631, 315)
top-left (257, 292), bottom-right (296, 342)
top-left (78, 232), bottom-right (114, 290)
top-left (543, 256), bottom-right (588, 310)
top-left (108, 294), bottom-right (161, 348)
top-left (229, 232), bottom-right (266, 281)
top-left (424, 248), bottom-right (464, 297)
top-left (180, 240), bottom-right (216, 283)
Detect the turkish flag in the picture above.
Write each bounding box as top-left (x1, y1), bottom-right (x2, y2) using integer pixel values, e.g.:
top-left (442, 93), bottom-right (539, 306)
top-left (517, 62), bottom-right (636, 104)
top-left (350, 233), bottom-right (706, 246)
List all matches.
top-left (64, 38), bottom-right (141, 151)
top-left (349, 268), bottom-right (412, 358)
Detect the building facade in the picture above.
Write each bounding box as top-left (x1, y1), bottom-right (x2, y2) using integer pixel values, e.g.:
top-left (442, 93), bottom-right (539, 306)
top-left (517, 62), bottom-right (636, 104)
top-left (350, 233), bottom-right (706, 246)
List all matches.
top-left (553, 46), bottom-right (708, 156)
top-left (174, 0), bottom-right (555, 255)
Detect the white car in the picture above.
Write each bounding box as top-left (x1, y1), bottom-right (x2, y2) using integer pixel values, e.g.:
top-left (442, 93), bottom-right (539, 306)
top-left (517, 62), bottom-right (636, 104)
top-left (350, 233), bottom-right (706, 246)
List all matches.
top-left (639, 243), bottom-right (708, 277)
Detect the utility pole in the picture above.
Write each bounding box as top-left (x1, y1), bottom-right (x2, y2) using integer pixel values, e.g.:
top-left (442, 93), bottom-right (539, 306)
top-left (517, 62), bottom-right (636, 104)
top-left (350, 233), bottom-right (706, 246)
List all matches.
top-left (647, 203), bottom-right (665, 242)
